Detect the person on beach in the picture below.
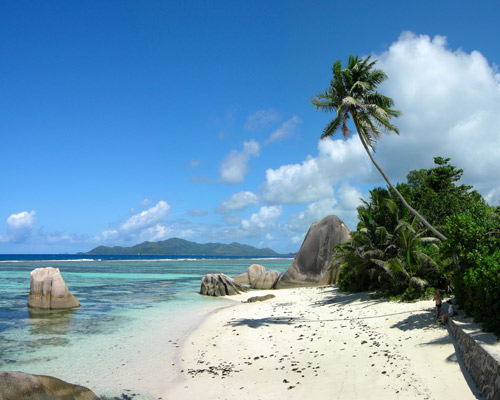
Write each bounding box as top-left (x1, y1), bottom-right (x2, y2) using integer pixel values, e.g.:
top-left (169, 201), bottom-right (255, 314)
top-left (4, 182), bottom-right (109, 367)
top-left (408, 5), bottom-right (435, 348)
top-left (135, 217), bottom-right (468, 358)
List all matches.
top-left (433, 290), bottom-right (443, 323)
top-left (441, 300), bottom-right (454, 325)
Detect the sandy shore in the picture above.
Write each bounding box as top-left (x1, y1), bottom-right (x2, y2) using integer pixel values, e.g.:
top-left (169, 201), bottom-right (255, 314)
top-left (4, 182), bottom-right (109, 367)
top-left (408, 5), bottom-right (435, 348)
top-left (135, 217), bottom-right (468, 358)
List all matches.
top-left (165, 286), bottom-right (483, 400)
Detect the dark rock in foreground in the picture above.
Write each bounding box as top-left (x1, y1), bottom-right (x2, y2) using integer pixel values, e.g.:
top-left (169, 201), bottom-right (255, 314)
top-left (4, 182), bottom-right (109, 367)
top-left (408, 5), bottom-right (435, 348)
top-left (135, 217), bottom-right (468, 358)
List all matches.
top-left (0, 371), bottom-right (100, 400)
top-left (233, 264), bottom-right (281, 289)
top-left (200, 273), bottom-right (249, 296)
top-left (276, 215), bottom-right (351, 288)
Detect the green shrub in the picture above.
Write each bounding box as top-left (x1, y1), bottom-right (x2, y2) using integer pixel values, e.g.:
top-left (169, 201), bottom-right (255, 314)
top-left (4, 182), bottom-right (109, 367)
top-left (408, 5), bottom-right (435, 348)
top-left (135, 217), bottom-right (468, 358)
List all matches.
top-left (338, 266), bottom-right (371, 292)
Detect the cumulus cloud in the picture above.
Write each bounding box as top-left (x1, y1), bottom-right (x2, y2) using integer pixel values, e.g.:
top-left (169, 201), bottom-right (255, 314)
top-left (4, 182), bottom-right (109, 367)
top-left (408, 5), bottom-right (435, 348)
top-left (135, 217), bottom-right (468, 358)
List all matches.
top-left (291, 235), bottom-right (303, 244)
top-left (261, 137), bottom-right (370, 204)
top-left (286, 184), bottom-right (362, 233)
top-left (287, 198), bottom-right (338, 233)
top-left (266, 115), bottom-right (302, 144)
top-left (219, 139), bottom-right (260, 184)
top-left (244, 108), bottom-right (281, 131)
top-left (240, 205), bottom-right (282, 235)
top-left (215, 191), bottom-right (259, 214)
top-left (102, 201), bottom-right (171, 242)
top-left (373, 32), bottom-right (500, 204)
top-left (2, 210), bottom-right (36, 243)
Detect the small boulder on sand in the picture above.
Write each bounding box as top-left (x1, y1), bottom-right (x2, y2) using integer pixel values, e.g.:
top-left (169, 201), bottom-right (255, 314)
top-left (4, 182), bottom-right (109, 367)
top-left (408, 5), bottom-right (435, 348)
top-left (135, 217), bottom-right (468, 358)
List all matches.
top-left (28, 267), bottom-right (80, 309)
top-left (200, 273), bottom-right (249, 296)
top-left (244, 294), bottom-right (276, 303)
top-left (233, 264), bottom-right (281, 289)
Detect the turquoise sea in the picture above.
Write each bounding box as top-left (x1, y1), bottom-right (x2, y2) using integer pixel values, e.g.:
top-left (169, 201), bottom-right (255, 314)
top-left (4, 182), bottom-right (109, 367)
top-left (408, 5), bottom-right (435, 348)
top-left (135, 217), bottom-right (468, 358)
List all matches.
top-left (0, 255), bottom-right (291, 399)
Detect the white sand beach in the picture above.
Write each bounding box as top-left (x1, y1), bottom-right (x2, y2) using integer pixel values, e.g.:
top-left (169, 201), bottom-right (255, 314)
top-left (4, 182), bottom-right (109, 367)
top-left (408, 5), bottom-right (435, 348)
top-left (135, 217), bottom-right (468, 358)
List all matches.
top-left (165, 286), bottom-right (483, 400)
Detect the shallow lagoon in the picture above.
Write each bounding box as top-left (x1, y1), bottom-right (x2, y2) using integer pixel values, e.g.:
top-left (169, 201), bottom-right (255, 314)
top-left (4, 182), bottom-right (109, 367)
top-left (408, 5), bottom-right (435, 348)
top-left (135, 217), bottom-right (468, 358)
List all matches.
top-left (0, 257), bottom-right (291, 398)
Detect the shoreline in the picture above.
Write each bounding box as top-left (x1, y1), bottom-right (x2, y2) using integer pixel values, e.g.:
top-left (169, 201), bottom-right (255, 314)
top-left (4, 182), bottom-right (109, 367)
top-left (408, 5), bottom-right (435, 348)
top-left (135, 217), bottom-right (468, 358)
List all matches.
top-left (164, 286), bottom-right (484, 399)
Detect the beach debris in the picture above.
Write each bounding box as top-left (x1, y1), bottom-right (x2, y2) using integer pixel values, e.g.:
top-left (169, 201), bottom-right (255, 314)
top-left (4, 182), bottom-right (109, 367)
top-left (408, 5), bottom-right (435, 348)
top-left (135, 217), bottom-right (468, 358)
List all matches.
top-left (200, 273), bottom-right (249, 296)
top-left (187, 362), bottom-right (239, 377)
top-left (275, 215), bottom-right (351, 289)
top-left (0, 371), bottom-right (99, 400)
top-left (233, 264), bottom-right (282, 289)
top-left (244, 294), bottom-right (276, 303)
top-left (28, 267), bottom-right (80, 309)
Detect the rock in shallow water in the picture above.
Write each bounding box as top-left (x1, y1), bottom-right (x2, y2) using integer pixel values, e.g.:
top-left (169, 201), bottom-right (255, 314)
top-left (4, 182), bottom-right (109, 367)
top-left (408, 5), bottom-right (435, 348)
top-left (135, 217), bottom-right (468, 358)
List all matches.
top-left (0, 371), bottom-right (100, 400)
top-left (28, 267), bottom-right (80, 309)
top-left (200, 273), bottom-right (249, 296)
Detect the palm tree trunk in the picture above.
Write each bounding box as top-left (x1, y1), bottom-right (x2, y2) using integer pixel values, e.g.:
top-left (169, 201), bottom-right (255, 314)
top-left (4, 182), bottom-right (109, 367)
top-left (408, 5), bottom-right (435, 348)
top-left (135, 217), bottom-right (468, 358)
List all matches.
top-left (352, 118), bottom-right (448, 241)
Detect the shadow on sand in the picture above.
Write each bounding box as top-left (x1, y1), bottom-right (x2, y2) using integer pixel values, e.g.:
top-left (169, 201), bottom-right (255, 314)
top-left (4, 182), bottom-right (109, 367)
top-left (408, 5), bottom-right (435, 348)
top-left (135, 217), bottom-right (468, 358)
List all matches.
top-left (225, 316), bottom-right (305, 329)
top-left (311, 286), bottom-right (386, 308)
top-left (390, 309), bottom-right (437, 332)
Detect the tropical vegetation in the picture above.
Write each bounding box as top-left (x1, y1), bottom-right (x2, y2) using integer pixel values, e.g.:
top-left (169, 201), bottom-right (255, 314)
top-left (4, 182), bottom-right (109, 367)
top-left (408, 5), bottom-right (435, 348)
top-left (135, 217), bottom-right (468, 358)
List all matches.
top-left (313, 55), bottom-right (500, 335)
top-left (333, 157), bottom-right (500, 334)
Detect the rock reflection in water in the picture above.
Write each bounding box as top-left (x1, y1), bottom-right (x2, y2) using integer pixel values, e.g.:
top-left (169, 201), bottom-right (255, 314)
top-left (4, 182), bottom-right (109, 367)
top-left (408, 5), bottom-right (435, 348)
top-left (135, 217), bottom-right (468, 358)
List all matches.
top-left (27, 308), bottom-right (77, 336)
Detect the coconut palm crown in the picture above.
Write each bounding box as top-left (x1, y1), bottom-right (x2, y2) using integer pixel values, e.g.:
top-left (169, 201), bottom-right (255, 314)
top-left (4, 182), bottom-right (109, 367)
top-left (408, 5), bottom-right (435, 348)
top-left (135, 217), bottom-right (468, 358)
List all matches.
top-left (312, 55), bottom-right (447, 241)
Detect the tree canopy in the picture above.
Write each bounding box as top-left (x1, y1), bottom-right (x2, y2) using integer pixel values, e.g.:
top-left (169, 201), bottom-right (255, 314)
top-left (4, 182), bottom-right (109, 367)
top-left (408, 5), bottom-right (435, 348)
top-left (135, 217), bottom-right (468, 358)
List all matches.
top-left (335, 157), bottom-right (500, 335)
top-left (312, 55), bottom-right (446, 241)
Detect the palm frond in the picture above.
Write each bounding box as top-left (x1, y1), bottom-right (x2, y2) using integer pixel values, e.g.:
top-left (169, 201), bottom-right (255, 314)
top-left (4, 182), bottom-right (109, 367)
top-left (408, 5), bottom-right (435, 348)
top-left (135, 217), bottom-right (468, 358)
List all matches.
top-left (320, 116), bottom-right (342, 139)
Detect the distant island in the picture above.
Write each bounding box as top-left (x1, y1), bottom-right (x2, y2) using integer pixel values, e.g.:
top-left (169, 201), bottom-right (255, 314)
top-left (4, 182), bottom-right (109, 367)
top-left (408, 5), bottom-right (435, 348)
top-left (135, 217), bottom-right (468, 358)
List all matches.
top-left (81, 238), bottom-right (292, 257)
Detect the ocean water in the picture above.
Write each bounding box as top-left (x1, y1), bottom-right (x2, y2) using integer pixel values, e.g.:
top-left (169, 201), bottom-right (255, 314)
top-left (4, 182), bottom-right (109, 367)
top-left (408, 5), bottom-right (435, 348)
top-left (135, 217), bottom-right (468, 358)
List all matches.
top-left (0, 256), bottom-right (291, 399)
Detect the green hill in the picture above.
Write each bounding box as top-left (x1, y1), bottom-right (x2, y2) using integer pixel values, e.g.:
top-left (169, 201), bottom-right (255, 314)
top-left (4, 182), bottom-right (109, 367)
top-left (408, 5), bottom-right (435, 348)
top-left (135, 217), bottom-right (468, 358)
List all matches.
top-left (82, 238), bottom-right (284, 257)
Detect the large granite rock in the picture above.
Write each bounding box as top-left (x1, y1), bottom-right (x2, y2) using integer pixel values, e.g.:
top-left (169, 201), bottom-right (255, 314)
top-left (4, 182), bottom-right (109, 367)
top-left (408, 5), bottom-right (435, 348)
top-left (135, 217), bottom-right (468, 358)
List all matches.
top-left (0, 371), bottom-right (100, 400)
top-left (233, 264), bottom-right (281, 289)
top-left (200, 273), bottom-right (249, 296)
top-left (275, 215), bottom-right (351, 288)
top-left (28, 267), bottom-right (80, 309)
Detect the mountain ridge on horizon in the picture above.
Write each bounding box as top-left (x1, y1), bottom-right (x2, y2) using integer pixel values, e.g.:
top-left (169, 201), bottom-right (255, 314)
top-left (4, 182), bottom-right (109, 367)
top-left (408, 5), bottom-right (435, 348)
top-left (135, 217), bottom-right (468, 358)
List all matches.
top-left (81, 237), bottom-right (293, 257)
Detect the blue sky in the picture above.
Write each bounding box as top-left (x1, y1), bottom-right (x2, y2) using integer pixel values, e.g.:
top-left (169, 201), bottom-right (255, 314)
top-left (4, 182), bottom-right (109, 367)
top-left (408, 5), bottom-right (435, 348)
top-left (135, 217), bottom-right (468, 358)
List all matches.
top-left (1, 1), bottom-right (499, 254)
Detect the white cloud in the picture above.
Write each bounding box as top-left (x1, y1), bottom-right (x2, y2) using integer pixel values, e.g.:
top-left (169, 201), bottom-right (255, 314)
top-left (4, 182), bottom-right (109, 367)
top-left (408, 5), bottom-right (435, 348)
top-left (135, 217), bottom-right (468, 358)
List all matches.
top-left (140, 198), bottom-right (152, 206)
top-left (219, 139), bottom-right (260, 184)
top-left (240, 205), bottom-right (282, 235)
top-left (139, 224), bottom-right (171, 242)
top-left (102, 201), bottom-right (171, 242)
top-left (244, 108), bottom-right (281, 131)
top-left (3, 210), bottom-right (36, 243)
top-left (287, 198), bottom-right (338, 233)
top-left (291, 235), bottom-right (303, 244)
top-left (215, 191), bottom-right (259, 214)
top-left (372, 32), bottom-right (500, 205)
top-left (266, 115), bottom-right (302, 143)
top-left (286, 184), bottom-right (362, 233)
top-left (260, 137), bottom-right (370, 204)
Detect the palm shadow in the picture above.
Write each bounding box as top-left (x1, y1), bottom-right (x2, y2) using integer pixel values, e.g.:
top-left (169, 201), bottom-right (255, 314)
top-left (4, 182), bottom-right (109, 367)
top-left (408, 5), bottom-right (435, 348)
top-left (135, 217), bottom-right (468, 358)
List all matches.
top-left (390, 308), bottom-right (437, 331)
top-left (226, 316), bottom-right (305, 329)
top-left (312, 286), bottom-right (386, 308)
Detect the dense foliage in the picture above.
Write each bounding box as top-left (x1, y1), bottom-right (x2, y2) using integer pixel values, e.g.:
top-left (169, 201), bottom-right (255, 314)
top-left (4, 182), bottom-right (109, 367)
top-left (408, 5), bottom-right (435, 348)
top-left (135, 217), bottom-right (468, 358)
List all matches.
top-left (335, 158), bottom-right (500, 335)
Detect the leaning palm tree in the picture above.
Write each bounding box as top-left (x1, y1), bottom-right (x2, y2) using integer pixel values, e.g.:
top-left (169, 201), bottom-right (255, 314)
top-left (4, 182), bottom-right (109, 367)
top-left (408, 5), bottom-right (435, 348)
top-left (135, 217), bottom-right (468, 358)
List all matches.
top-left (312, 55), bottom-right (447, 241)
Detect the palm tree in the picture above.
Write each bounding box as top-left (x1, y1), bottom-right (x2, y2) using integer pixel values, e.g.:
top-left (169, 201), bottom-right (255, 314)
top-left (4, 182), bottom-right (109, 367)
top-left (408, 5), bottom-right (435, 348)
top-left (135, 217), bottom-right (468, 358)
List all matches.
top-left (311, 55), bottom-right (447, 241)
top-left (334, 193), bottom-right (446, 295)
